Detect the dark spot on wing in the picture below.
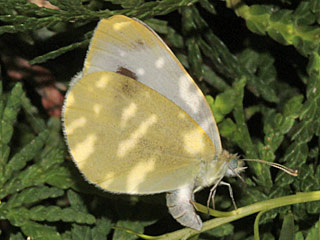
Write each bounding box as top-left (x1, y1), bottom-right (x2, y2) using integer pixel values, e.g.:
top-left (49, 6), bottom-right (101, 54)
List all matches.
top-left (119, 77), bottom-right (141, 99)
top-left (136, 39), bottom-right (144, 47)
top-left (122, 81), bottom-right (131, 96)
top-left (116, 67), bottom-right (138, 80)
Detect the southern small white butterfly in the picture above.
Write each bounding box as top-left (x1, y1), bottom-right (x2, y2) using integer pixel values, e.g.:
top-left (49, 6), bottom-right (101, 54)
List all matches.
top-left (62, 15), bottom-right (297, 230)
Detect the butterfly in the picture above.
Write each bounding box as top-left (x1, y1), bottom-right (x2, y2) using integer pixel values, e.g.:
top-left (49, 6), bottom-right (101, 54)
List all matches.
top-left (62, 15), bottom-right (297, 230)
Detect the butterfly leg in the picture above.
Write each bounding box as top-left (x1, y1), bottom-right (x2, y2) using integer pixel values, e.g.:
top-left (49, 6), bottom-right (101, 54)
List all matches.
top-left (207, 176), bottom-right (223, 211)
top-left (209, 188), bottom-right (217, 212)
top-left (220, 181), bottom-right (237, 209)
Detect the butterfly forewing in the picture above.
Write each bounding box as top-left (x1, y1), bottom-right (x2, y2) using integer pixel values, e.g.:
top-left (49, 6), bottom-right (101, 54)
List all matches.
top-left (83, 15), bottom-right (222, 155)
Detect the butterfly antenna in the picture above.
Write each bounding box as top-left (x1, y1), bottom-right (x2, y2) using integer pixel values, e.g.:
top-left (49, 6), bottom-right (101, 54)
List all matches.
top-left (242, 159), bottom-right (298, 176)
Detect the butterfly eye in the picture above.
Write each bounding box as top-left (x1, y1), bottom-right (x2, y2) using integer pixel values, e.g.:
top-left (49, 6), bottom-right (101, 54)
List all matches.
top-left (229, 158), bottom-right (238, 170)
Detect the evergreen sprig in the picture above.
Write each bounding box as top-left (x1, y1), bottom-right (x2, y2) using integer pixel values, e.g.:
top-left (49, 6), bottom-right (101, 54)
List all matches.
top-left (1, 0), bottom-right (320, 239)
top-left (0, 82), bottom-right (97, 239)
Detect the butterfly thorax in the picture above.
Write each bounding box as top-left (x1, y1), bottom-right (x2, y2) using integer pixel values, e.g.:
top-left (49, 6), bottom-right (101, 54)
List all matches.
top-left (194, 150), bottom-right (240, 192)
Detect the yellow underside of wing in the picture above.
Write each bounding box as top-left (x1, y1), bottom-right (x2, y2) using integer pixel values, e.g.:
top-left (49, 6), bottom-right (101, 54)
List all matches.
top-left (81, 15), bottom-right (222, 153)
top-left (63, 72), bottom-right (216, 194)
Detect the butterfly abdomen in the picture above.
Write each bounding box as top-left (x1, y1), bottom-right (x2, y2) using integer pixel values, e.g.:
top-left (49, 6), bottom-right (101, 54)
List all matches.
top-left (166, 184), bottom-right (202, 230)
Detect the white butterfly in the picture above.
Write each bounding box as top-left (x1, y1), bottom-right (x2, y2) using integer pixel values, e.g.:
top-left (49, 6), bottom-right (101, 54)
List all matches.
top-left (63, 15), bottom-right (291, 231)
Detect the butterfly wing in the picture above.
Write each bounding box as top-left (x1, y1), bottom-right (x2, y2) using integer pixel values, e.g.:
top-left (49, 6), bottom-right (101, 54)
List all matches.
top-left (83, 15), bottom-right (222, 154)
top-left (63, 72), bottom-right (216, 194)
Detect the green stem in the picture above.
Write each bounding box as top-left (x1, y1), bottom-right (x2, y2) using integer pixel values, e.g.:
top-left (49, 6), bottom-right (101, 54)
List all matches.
top-left (254, 210), bottom-right (266, 240)
top-left (154, 191), bottom-right (320, 240)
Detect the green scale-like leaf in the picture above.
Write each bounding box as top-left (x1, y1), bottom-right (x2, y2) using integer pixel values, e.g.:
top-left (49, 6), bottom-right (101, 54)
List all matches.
top-left (1, 83), bottom-right (23, 146)
top-left (229, 1), bottom-right (320, 56)
top-left (0, 130), bottom-right (49, 187)
top-left (6, 186), bottom-right (64, 208)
